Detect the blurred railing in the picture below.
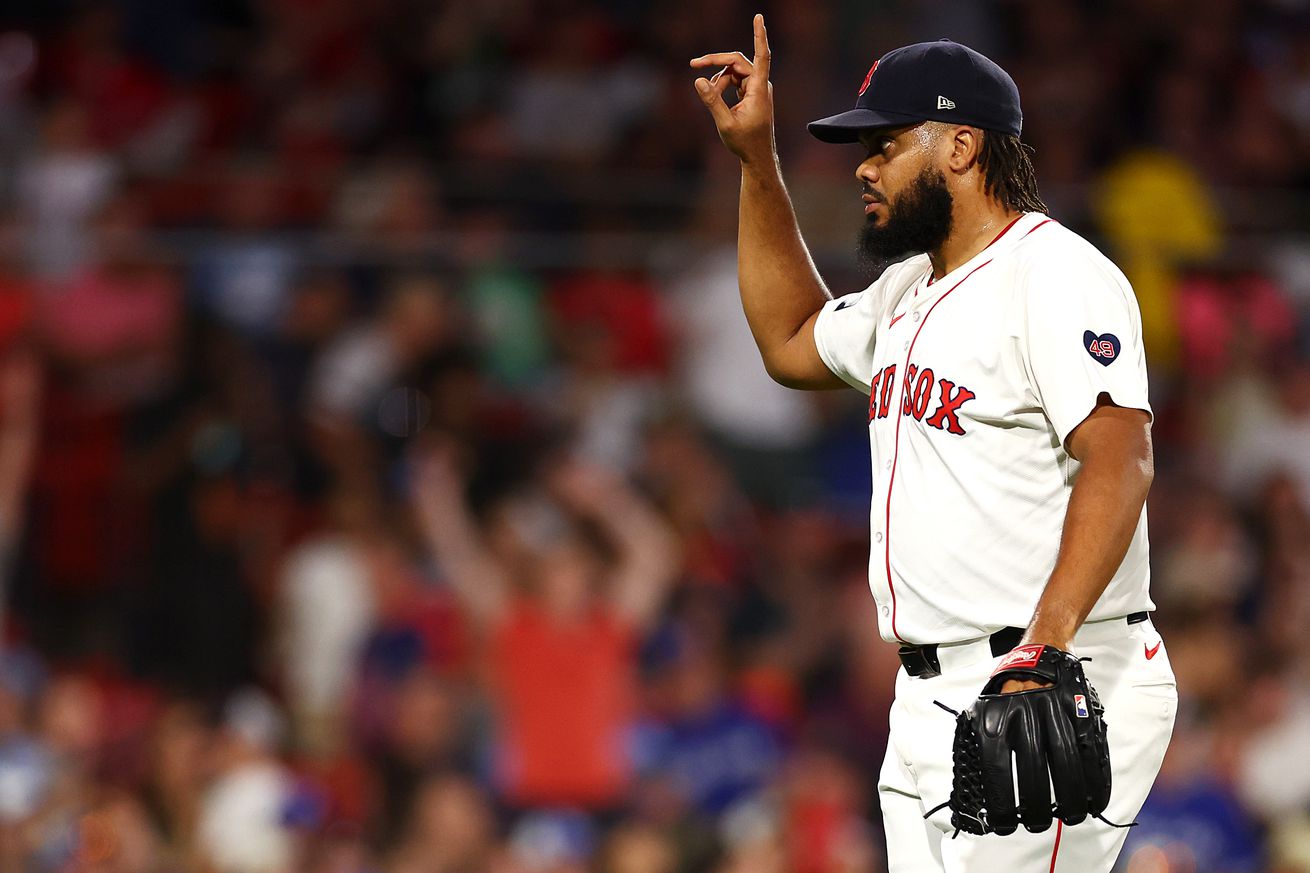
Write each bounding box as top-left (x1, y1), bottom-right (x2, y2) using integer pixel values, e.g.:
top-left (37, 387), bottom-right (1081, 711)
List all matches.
top-left (15, 161), bottom-right (1310, 275)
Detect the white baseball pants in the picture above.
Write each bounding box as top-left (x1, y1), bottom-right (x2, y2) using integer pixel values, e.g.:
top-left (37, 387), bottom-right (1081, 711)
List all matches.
top-left (878, 616), bottom-right (1177, 873)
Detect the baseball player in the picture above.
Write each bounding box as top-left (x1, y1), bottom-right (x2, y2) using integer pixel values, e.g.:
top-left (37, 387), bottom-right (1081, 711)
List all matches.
top-left (691, 17), bottom-right (1176, 873)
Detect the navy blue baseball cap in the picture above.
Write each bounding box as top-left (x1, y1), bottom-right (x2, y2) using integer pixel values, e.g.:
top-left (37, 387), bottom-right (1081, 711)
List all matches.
top-left (808, 39), bottom-right (1022, 143)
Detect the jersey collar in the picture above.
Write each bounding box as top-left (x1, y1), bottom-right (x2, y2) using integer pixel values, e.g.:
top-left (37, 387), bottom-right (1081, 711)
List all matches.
top-left (924, 211), bottom-right (1048, 290)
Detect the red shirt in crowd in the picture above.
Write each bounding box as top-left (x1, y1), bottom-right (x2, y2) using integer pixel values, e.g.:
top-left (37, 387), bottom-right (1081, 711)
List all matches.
top-left (490, 599), bottom-right (636, 809)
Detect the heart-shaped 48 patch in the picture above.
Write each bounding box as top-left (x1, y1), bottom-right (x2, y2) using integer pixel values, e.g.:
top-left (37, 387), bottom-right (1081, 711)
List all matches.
top-left (1083, 331), bottom-right (1120, 366)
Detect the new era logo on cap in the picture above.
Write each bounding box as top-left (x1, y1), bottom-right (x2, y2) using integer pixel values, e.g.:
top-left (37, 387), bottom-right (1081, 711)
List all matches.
top-left (937, 95), bottom-right (955, 109)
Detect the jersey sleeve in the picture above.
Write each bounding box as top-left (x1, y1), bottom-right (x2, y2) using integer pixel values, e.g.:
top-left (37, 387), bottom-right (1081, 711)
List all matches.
top-left (1020, 250), bottom-right (1152, 448)
top-left (812, 285), bottom-right (881, 394)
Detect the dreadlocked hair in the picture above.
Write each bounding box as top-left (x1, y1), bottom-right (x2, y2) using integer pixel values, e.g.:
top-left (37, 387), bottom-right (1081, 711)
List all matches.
top-left (977, 131), bottom-right (1048, 215)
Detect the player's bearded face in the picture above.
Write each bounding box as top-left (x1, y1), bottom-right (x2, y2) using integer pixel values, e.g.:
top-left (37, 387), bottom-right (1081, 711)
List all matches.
top-left (858, 164), bottom-right (954, 273)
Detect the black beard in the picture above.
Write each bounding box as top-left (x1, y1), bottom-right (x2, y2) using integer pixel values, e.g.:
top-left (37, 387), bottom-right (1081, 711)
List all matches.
top-left (858, 167), bottom-right (954, 276)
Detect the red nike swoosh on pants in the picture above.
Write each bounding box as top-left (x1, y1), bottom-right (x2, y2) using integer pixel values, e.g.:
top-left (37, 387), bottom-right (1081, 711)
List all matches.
top-left (1145, 641), bottom-right (1162, 660)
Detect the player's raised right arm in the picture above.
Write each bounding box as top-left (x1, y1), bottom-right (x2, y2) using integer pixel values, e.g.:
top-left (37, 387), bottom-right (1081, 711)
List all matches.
top-left (691, 15), bottom-right (845, 390)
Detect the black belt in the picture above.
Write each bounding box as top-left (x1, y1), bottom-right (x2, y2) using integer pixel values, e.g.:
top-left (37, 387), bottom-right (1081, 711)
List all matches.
top-left (897, 611), bottom-right (1150, 679)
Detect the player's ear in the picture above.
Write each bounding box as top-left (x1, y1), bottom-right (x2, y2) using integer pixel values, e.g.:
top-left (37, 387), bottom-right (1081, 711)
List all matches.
top-left (947, 126), bottom-right (981, 174)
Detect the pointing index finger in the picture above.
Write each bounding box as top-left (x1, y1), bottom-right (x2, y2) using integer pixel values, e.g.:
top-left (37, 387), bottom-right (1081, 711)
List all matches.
top-left (753, 13), bottom-right (771, 81)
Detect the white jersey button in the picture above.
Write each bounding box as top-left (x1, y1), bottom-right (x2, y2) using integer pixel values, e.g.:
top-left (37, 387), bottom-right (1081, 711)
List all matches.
top-left (875, 532), bottom-right (883, 543)
top-left (881, 605), bottom-right (890, 617)
top-left (912, 311), bottom-right (921, 322)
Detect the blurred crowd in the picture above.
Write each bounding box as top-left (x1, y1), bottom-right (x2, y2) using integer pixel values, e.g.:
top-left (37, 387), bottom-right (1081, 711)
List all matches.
top-left (0, 0), bottom-right (1308, 872)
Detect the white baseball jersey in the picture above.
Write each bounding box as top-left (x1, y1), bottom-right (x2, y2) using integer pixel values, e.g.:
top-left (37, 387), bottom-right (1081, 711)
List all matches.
top-left (812, 211), bottom-right (1155, 644)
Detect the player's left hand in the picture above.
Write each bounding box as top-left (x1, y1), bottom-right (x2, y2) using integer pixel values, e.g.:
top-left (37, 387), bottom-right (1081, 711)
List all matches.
top-left (690, 14), bottom-right (776, 164)
top-left (998, 676), bottom-right (1052, 694)
top-left (947, 644), bottom-right (1112, 836)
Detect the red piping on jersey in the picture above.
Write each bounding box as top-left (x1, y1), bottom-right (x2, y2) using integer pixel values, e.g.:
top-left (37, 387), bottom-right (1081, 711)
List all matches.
top-left (989, 213), bottom-right (1025, 246)
top-left (923, 214), bottom-right (1024, 288)
top-left (1022, 218), bottom-right (1055, 238)
top-left (883, 257), bottom-right (994, 641)
top-left (1048, 820), bottom-right (1063, 873)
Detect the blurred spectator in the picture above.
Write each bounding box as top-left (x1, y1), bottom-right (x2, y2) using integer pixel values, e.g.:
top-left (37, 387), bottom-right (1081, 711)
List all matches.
top-left (638, 421), bottom-right (759, 590)
top-left (310, 274), bottom-right (454, 428)
top-left (599, 821), bottom-right (678, 873)
top-left (780, 744), bottom-right (879, 873)
top-left (544, 248), bottom-right (671, 473)
top-left (275, 489), bottom-right (377, 754)
top-left (507, 809), bottom-right (598, 873)
top-left (0, 650), bottom-right (50, 851)
top-left (1152, 484), bottom-right (1257, 614)
top-left (16, 99), bottom-right (117, 277)
top-left (39, 192), bottom-right (181, 406)
top-left (1234, 670), bottom-right (1310, 824)
top-left (1225, 361), bottom-right (1310, 505)
top-left (367, 666), bottom-right (474, 846)
top-left (189, 159), bottom-right (300, 337)
top-left (635, 638), bottom-right (783, 818)
top-left (196, 689), bottom-right (294, 873)
top-left (24, 673), bottom-right (107, 869)
top-left (460, 212), bottom-right (549, 390)
top-left (503, 14), bottom-right (659, 163)
top-left (389, 774), bottom-right (497, 873)
top-left (1121, 719), bottom-right (1264, 873)
top-left (73, 789), bottom-right (164, 873)
top-left (668, 186), bottom-right (820, 505)
top-left (143, 701), bottom-right (211, 862)
top-left (1252, 475), bottom-right (1310, 674)
top-left (714, 796), bottom-right (786, 873)
top-left (411, 446), bottom-right (678, 812)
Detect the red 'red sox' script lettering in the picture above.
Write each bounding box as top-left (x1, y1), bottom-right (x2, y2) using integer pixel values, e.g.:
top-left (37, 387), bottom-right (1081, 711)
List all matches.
top-left (924, 379), bottom-right (976, 435)
top-left (868, 363), bottom-right (898, 421)
top-left (868, 361), bottom-right (976, 435)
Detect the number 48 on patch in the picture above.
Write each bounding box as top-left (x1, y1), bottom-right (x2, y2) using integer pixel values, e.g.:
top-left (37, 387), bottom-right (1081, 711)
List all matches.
top-left (1083, 330), bottom-right (1121, 366)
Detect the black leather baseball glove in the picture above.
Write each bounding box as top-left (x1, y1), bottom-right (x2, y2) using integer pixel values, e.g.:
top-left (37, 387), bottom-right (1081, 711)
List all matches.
top-left (946, 644), bottom-right (1112, 836)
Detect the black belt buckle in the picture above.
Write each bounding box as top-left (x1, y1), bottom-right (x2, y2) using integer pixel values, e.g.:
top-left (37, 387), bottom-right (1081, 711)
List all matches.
top-left (898, 643), bottom-right (941, 679)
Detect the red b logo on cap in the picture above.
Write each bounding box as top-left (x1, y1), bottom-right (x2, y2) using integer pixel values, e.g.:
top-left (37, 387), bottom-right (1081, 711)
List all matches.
top-left (858, 60), bottom-right (879, 96)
